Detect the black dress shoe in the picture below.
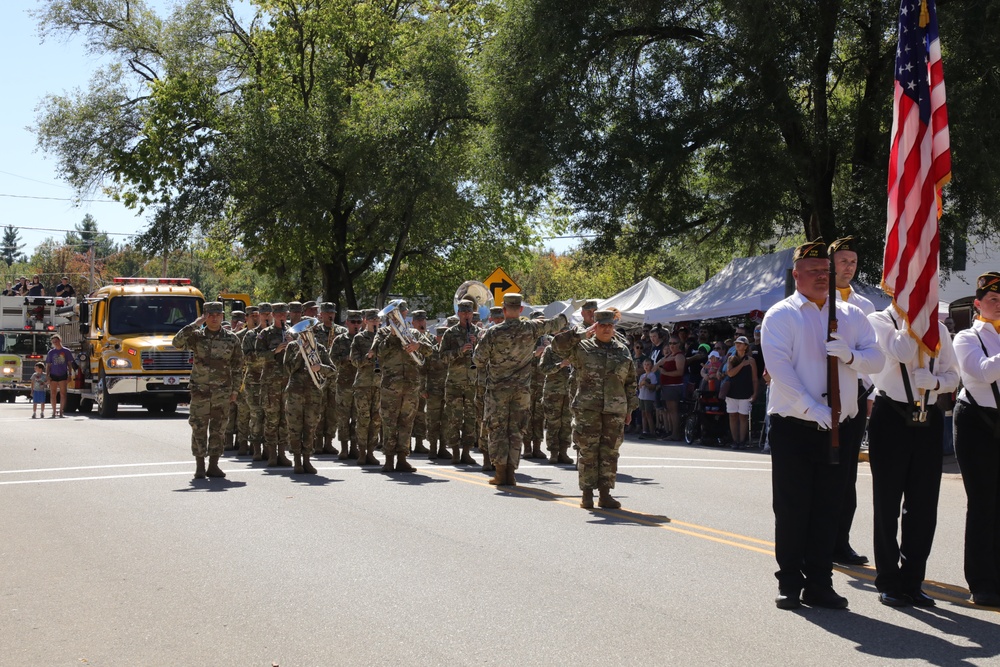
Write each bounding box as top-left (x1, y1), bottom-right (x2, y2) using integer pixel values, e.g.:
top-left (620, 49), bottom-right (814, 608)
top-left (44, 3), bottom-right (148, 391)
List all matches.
top-left (905, 590), bottom-right (936, 607)
top-left (802, 586), bottom-right (849, 609)
top-left (832, 549), bottom-right (869, 566)
top-left (775, 589), bottom-right (802, 610)
top-left (971, 592), bottom-right (1000, 608)
top-left (878, 591), bottom-right (910, 607)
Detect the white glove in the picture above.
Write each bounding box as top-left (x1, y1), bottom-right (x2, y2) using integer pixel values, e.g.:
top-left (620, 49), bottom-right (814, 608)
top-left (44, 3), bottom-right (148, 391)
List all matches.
top-left (559, 299), bottom-right (584, 317)
top-left (825, 333), bottom-right (853, 364)
top-left (913, 368), bottom-right (937, 392)
top-left (807, 404), bottom-right (833, 430)
top-left (891, 329), bottom-right (919, 363)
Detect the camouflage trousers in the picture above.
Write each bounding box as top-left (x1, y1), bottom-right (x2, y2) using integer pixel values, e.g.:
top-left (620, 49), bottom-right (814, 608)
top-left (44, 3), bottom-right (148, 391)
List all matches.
top-left (413, 393), bottom-right (427, 441)
top-left (226, 400), bottom-right (238, 439)
top-left (573, 410), bottom-right (625, 491)
top-left (425, 382), bottom-right (446, 444)
top-left (443, 383), bottom-right (477, 451)
top-left (188, 387), bottom-right (234, 457)
top-left (354, 385), bottom-right (381, 452)
top-left (485, 383), bottom-right (529, 468)
top-left (261, 376), bottom-right (288, 451)
top-left (335, 381), bottom-right (355, 449)
top-left (380, 383), bottom-right (419, 457)
top-left (286, 386), bottom-right (324, 456)
top-left (313, 380), bottom-right (338, 452)
top-left (528, 387), bottom-right (545, 445)
top-left (241, 382), bottom-right (263, 446)
top-left (475, 384), bottom-right (486, 451)
top-left (543, 391), bottom-right (573, 454)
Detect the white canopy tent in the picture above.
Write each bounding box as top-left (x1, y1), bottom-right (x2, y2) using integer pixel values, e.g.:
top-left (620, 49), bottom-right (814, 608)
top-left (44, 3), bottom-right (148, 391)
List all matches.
top-left (538, 276), bottom-right (685, 325)
top-left (643, 248), bottom-right (891, 324)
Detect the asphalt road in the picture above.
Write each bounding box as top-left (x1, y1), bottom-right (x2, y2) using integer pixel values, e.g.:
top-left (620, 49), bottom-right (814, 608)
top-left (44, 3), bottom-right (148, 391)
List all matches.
top-left (1, 400), bottom-right (997, 666)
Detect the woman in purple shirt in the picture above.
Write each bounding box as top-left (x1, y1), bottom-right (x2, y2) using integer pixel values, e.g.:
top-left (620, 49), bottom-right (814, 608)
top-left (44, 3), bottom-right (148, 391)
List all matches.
top-left (45, 335), bottom-right (72, 418)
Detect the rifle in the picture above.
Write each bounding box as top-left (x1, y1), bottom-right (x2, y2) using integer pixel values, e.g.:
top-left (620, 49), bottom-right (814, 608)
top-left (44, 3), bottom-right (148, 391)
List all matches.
top-left (827, 260), bottom-right (841, 465)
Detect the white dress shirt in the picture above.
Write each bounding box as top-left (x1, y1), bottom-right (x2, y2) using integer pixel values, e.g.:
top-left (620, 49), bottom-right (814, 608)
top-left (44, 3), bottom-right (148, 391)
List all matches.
top-left (868, 306), bottom-right (959, 403)
top-left (837, 286), bottom-right (876, 316)
top-left (762, 291), bottom-right (884, 421)
top-left (954, 320), bottom-right (1000, 408)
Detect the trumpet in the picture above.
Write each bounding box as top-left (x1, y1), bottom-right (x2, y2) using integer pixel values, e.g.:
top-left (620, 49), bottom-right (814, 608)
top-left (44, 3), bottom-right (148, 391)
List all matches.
top-left (379, 299), bottom-right (425, 366)
top-left (287, 317), bottom-right (327, 389)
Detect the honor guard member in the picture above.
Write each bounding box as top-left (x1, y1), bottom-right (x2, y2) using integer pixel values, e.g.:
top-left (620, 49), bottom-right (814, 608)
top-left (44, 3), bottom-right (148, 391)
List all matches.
top-left (283, 321), bottom-right (337, 474)
top-left (525, 312), bottom-right (548, 459)
top-left (224, 310), bottom-right (248, 452)
top-left (868, 294), bottom-right (958, 607)
top-left (370, 301), bottom-right (434, 472)
top-left (312, 302), bottom-right (341, 457)
top-left (473, 293), bottom-right (570, 486)
top-left (424, 324), bottom-right (451, 459)
top-left (242, 303), bottom-right (271, 460)
top-left (440, 300), bottom-right (480, 465)
top-left (254, 302), bottom-right (293, 467)
top-left (953, 272), bottom-right (1000, 608)
top-left (409, 310), bottom-right (432, 454)
top-left (331, 310), bottom-right (363, 460)
top-left (351, 309), bottom-right (383, 466)
top-left (829, 237), bottom-right (877, 566)
top-left (552, 310), bottom-right (637, 508)
top-left (539, 333), bottom-right (574, 464)
top-left (172, 302), bottom-right (243, 479)
top-left (761, 240), bottom-right (882, 610)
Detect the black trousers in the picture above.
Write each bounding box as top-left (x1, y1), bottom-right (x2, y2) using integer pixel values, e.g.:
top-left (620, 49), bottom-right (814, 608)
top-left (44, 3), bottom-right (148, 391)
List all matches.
top-left (771, 415), bottom-right (850, 591)
top-left (867, 395), bottom-right (942, 593)
top-left (835, 390), bottom-right (868, 553)
top-left (954, 401), bottom-right (1000, 596)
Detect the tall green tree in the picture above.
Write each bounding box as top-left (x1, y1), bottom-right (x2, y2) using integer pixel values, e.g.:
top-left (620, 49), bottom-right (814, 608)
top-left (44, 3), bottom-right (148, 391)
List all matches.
top-left (65, 214), bottom-right (117, 258)
top-left (1, 225), bottom-right (27, 267)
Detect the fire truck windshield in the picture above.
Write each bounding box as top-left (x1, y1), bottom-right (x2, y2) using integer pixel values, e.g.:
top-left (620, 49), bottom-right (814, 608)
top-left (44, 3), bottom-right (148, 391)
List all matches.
top-left (108, 296), bottom-right (201, 336)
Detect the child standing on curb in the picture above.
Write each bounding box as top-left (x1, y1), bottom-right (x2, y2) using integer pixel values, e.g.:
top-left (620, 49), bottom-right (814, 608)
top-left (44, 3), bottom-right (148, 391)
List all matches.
top-left (30, 362), bottom-right (47, 419)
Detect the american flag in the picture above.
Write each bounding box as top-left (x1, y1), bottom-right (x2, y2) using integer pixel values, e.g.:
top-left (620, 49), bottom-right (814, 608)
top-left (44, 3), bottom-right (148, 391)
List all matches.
top-left (882, 0), bottom-right (951, 356)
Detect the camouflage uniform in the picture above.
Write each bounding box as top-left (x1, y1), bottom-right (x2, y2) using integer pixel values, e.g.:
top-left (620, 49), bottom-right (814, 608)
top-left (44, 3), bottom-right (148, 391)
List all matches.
top-left (172, 317), bottom-right (243, 458)
top-left (440, 319), bottom-right (479, 460)
top-left (330, 323), bottom-right (358, 459)
top-left (254, 307), bottom-right (291, 465)
top-left (539, 344), bottom-right (574, 460)
top-left (283, 337), bottom-right (336, 466)
top-left (230, 313), bottom-right (253, 454)
top-left (473, 298), bottom-right (567, 470)
top-left (240, 306), bottom-right (270, 460)
top-left (551, 319), bottom-right (638, 491)
top-left (526, 335), bottom-right (548, 457)
top-left (312, 313), bottom-right (340, 455)
top-left (371, 322), bottom-right (433, 460)
top-left (351, 323), bottom-right (381, 463)
top-left (409, 311), bottom-right (432, 454)
top-left (423, 326), bottom-right (450, 458)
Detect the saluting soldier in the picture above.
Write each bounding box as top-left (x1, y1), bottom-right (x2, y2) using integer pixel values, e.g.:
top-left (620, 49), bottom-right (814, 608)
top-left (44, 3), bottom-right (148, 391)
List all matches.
top-left (242, 303), bottom-right (270, 461)
top-left (172, 302), bottom-right (244, 479)
top-left (370, 301), bottom-right (434, 473)
top-left (331, 310), bottom-right (363, 460)
top-left (441, 300), bottom-right (480, 465)
top-left (312, 302), bottom-right (341, 457)
top-left (473, 293), bottom-right (570, 486)
top-left (424, 324), bottom-right (451, 460)
top-left (254, 302), bottom-right (293, 467)
top-left (409, 310), bottom-right (432, 455)
top-left (351, 309), bottom-right (382, 466)
top-left (539, 333), bottom-right (574, 464)
top-left (283, 322), bottom-right (337, 474)
top-left (525, 312), bottom-right (548, 459)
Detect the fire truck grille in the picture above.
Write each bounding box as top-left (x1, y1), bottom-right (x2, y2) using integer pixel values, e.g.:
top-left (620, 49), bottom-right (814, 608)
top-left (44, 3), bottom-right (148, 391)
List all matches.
top-left (140, 350), bottom-right (193, 371)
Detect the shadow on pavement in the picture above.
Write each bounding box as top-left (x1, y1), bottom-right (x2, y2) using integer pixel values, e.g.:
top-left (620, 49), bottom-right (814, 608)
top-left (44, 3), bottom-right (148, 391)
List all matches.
top-left (173, 479), bottom-right (248, 492)
top-left (615, 473), bottom-right (659, 486)
top-left (384, 471), bottom-right (449, 486)
top-left (585, 508), bottom-right (672, 527)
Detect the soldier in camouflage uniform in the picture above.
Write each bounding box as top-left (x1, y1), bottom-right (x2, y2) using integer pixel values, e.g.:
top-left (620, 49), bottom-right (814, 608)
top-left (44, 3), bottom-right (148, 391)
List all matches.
top-left (283, 324), bottom-right (337, 474)
top-left (254, 302), bottom-right (293, 467)
top-left (351, 309), bottom-right (382, 466)
top-left (172, 301), bottom-right (244, 479)
top-left (525, 312), bottom-right (548, 459)
top-left (312, 302), bottom-right (341, 457)
top-left (440, 300), bottom-right (480, 465)
top-left (551, 309), bottom-right (638, 509)
top-left (424, 324), bottom-right (451, 460)
top-left (331, 310), bottom-right (363, 460)
top-left (370, 301), bottom-right (434, 473)
top-left (409, 310), bottom-right (432, 455)
top-left (241, 303), bottom-right (270, 461)
top-left (223, 310), bottom-right (247, 451)
top-left (230, 309), bottom-right (256, 455)
top-left (473, 293), bottom-right (570, 486)
top-left (539, 334), bottom-right (574, 464)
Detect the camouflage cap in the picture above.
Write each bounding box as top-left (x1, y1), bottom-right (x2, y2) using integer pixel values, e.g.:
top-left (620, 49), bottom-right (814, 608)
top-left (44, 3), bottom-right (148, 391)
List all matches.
top-left (257, 302), bottom-right (273, 314)
top-left (456, 299), bottom-right (475, 313)
top-left (319, 302), bottom-right (336, 313)
top-left (503, 293), bottom-right (523, 307)
top-left (410, 309), bottom-right (427, 320)
top-left (363, 308), bottom-right (380, 319)
top-left (271, 302), bottom-right (288, 314)
top-left (303, 300), bottom-right (317, 310)
top-left (288, 301), bottom-right (303, 313)
top-left (581, 299), bottom-right (599, 311)
top-left (594, 309), bottom-right (617, 324)
top-left (246, 306), bottom-right (259, 314)
top-left (230, 310), bottom-right (246, 321)
top-left (346, 309), bottom-right (362, 320)
top-left (489, 306), bottom-right (503, 318)
top-left (203, 301), bottom-right (224, 314)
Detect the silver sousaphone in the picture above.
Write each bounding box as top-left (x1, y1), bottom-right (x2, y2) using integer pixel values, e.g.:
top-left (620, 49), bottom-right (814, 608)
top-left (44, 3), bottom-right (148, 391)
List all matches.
top-left (379, 299), bottom-right (425, 366)
top-left (287, 316), bottom-right (327, 389)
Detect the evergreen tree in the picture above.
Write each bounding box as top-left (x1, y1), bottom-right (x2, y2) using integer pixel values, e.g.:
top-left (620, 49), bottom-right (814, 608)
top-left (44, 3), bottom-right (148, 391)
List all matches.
top-left (1, 225), bottom-right (26, 267)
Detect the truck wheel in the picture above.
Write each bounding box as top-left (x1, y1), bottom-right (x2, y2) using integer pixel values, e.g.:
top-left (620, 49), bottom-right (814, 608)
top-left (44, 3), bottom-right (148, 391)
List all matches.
top-left (79, 398), bottom-right (94, 414)
top-left (146, 404), bottom-right (162, 414)
top-left (65, 393), bottom-right (81, 413)
top-left (96, 370), bottom-right (118, 418)
top-left (161, 401), bottom-right (178, 414)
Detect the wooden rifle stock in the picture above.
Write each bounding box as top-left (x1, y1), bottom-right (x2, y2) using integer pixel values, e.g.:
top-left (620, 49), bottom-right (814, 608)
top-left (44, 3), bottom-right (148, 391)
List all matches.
top-left (827, 261), bottom-right (841, 465)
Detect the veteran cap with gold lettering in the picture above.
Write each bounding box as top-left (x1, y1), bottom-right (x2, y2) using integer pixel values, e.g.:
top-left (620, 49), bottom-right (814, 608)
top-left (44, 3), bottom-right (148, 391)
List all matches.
top-left (793, 239), bottom-right (828, 262)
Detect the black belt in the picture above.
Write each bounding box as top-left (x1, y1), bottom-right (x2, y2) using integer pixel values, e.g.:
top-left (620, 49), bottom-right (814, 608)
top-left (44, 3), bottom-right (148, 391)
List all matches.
top-left (957, 399), bottom-right (999, 416)
top-left (958, 399), bottom-right (1000, 437)
top-left (876, 391), bottom-right (930, 427)
top-left (773, 414), bottom-right (848, 431)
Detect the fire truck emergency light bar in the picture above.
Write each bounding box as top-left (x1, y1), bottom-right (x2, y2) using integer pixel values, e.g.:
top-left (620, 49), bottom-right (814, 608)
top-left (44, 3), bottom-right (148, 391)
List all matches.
top-left (112, 277), bottom-right (192, 285)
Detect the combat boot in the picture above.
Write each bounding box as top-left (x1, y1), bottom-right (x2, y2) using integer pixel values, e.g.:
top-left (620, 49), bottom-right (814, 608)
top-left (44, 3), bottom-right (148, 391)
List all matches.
top-left (206, 456), bottom-right (226, 478)
top-left (598, 486), bottom-right (621, 509)
top-left (489, 463), bottom-right (508, 486)
top-left (580, 489), bottom-right (594, 509)
top-left (381, 453), bottom-right (396, 473)
top-left (396, 454), bottom-right (415, 473)
top-left (522, 442), bottom-right (532, 459)
top-left (266, 444), bottom-right (278, 467)
top-left (505, 464), bottom-right (517, 486)
top-left (293, 453), bottom-right (304, 474)
top-left (302, 454), bottom-right (317, 475)
top-left (321, 436), bottom-right (339, 456)
top-left (237, 439), bottom-right (249, 456)
top-left (451, 443), bottom-right (461, 464)
top-left (548, 449), bottom-right (559, 464)
top-left (413, 438), bottom-right (430, 455)
top-left (460, 444), bottom-right (476, 465)
top-left (428, 439), bottom-right (439, 460)
top-left (252, 441), bottom-right (263, 462)
top-left (194, 457), bottom-right (207, 479)
top-left (530, 441), bottom-right (545, 459)
top-left (355, 444), bottom-right (368, 465)
top-left (437, 442), bottom-right (452, 460)
top-left (347, 443), bottom-right (360, 460)
top-left (482, 456), bottom-right (495, 472)
top-left (276, 448), bottom-right (293, 467)
top-left (557, 446), bottom-right (574, 465)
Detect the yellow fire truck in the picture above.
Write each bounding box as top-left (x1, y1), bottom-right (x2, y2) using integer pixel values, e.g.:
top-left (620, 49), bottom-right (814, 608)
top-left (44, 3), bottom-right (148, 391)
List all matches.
top-left (0, 295), bottom-right (73, 402)
top-left (58, 277), bottom-right (205, 417)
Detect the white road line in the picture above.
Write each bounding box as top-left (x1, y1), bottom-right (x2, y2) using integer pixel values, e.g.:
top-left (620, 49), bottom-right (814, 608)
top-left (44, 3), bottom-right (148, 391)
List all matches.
top-left (620, 456), bottom-right (772, 463)
top-left (0, 461), bottom-right (193, 475)
top-left (0, 466), bottom-right (369, 486)
top-left (618, 465), bottom-right (771, 471)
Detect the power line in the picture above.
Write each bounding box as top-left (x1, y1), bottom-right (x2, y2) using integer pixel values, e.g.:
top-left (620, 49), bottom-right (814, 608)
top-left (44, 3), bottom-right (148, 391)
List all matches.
top-left (3, 224), bottom-right (136, 237)
top-left (0, 169), bottom-right (74, 189)
top-left (0, 192), bottom-right (120, 203)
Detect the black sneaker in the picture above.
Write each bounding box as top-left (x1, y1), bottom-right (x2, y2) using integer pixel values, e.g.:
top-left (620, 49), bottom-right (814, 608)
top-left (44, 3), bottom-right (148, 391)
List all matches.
top-left (775, 588), bottom-right (802, 610)
top-left (802, 586), bottom-right (849, 609)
